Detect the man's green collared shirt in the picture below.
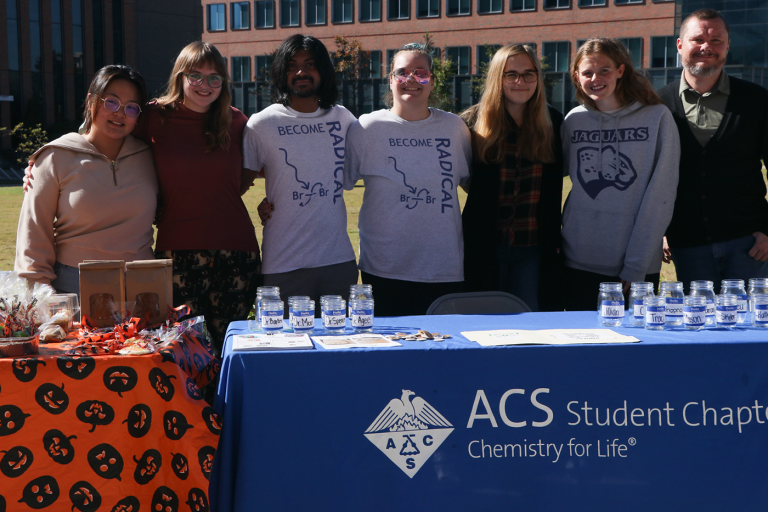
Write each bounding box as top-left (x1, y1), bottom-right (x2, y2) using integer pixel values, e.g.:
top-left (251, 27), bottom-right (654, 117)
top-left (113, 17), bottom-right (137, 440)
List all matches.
top-left (679, 70), bottom-right (730, 147)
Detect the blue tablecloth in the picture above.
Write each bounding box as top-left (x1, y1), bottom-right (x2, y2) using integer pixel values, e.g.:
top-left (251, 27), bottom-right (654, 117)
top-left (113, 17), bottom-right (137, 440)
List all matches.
top-left (211, 312), bottom-right (768, 511)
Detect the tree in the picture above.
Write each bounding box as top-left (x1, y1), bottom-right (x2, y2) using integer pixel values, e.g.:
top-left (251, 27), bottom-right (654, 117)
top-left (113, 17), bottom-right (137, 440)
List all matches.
top-left (332, 36), bottom-right (371, 80)
top-left (422, 32), bottom-right (456, 112)
top-left (0, 123), bottom-right (49, 166)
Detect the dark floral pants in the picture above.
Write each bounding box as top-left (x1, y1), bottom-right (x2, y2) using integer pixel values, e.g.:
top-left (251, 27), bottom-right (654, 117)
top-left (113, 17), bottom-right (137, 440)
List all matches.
top-left (155, 249), bottom-right (261, 356)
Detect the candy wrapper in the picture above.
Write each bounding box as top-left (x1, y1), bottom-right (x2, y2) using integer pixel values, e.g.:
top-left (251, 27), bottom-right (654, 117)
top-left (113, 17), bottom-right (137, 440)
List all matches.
top-left (0, 273), bottom-right (55, 338)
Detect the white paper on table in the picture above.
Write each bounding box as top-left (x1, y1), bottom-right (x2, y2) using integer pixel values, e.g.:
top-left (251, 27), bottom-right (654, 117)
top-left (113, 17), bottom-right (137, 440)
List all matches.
top-left (232, 333), bottom-right (314, 351)
top-left (461, 329), bottom-right (639, 346)
top-left (311, 334), bottom-right (402, 349)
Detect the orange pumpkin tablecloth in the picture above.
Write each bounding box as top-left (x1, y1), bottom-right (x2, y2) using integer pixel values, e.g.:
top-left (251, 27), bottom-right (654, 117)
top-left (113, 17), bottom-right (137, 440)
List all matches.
top-left (0, 329), bottom-right (220, 512)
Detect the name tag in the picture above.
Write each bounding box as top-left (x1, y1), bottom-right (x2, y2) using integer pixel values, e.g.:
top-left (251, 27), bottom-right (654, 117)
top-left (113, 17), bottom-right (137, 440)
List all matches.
top-left (646, 306), bottom-right (665, 326)
top-left (351, 309), bottom-right (373, 327)
top-left (716, 305), bottom-right (737, 325)
top-left (665, 297), bottom-right (683, 317)
top-left (323, 310), bottom-right (346, 328)
top-left (261, 310), bottom-right (283, 329)
top-left (291, 311), bottom-right (314, 329)
top-left (601, 300), bottom-right (624, 319)
top-left (683, 306), bottom-right (705, 327)
top-left (633, 299), bottom-right (645, 318)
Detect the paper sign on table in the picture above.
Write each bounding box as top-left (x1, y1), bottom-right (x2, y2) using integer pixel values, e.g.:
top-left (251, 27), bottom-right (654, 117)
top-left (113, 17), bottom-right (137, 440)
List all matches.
top-left (232, 333), bottom-right (314, 351)
top-left (312, 334), bottom-right (402, 349)
top-left (462, 329), bottom-right (640, 346)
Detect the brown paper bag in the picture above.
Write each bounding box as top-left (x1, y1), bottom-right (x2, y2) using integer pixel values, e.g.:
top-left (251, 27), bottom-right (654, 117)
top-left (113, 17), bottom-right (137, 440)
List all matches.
top-left (79, 261), bottom-right (125, 328)
top-left (125, 260), bottom-right (172, 327)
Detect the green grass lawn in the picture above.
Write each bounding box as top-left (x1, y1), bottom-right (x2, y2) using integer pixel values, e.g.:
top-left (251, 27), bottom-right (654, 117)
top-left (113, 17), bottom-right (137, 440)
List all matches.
top-left (4, 169), bottom-right (768, 282)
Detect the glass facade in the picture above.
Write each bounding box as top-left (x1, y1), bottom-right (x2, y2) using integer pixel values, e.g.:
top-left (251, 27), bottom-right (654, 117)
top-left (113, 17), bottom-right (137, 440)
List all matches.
top-left (113, 0), bottom-right (124, 63)
top-left (6, 0), bottom-right (22, 125)
top-left (52, 0), bottom-right (66, 123)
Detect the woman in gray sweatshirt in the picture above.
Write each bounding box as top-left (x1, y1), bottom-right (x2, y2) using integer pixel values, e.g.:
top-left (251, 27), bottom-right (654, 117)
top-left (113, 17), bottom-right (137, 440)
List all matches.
top-left (561, 38), bottom-right (681, 311)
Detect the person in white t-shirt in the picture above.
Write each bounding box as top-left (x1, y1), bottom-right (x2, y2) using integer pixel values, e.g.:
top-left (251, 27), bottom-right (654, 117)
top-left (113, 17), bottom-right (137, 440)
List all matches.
top-left (242, 35), bottom-right (358, 305)
top-left (344, 44), bottom-right (472, 316)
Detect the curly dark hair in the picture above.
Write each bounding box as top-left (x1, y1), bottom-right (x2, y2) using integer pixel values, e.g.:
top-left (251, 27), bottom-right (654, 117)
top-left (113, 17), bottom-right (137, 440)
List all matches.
top-left (271, 34), bottom-right (338, 109)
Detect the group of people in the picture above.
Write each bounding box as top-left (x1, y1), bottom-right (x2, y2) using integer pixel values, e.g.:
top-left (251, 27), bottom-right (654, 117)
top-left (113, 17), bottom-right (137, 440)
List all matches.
top-left (14, 8), bottom-right (768, 354)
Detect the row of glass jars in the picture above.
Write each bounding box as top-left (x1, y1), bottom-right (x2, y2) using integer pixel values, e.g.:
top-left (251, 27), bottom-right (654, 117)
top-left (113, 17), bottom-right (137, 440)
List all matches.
top-left (250, 284), bottom-right (375, 334)
top-left (598, 278), bottom-right (768, 329)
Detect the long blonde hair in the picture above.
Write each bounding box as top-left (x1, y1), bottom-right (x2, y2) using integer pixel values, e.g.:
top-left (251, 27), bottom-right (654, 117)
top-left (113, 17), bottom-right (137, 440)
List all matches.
top-left (462, 44), bottom-right (553, 164)
top-left (571, 39), bottom-right (662, 111)
top-left (156, 41), bottom-right (232, 152)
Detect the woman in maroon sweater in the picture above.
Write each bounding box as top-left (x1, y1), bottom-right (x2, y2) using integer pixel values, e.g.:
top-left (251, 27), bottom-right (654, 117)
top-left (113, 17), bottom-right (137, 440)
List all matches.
top-left (135, 41), bottom-right (259, 356)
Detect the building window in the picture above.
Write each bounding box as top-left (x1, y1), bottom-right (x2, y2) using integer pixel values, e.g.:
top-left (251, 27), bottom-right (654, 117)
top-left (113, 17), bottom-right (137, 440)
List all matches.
top-left (369, 50), bottom-right (382, 77)
top-left (256, 0), bottom-right (275, 27)
top-left (578, 0), bottom-right (604, 6)
top-left (332, 0), bottom-right (353, 22)
top-left (307, 0), bottom-right (325, 23)
top-left (52, 0), bottom-right (66, 122)
top-left (231, 2), bottom-right (250, 29)
top-left (477, 44), bottom-right (501, 72)
top-left (386, 49), bottom-right (398, 72)
top-left (360, 0), bottom-right (381, 20)
top-left (388, 0), bottom-right (409, 19)
top-left (447, 0), bottom-right (470, 15)
top-left (619, 37), bottom-right (642, 68)
top-left (256, 55), bottom-right (274, 80)
top-left (615, 0), bottom-right (642, 3)
top-left (651, 36), bottom-right (678, 68)
top-left (281, 0), bottom-right (300, 25)
top-left (417, 0), bottom-right (439, 17)
top-left (447, 46), bottom-right (471, 75)
top-left (511, 0), bottom-right (534, 10)
top-left (232, 56), bottom-right (251, 82)
top-left (208, 3), bottom-right (226, 31)
top-left (543, 41), bottom-right (569, 72)
top-left (478, 0), bottom-right (501, 13)
top-left (543, 0), bottom-right (569, 8)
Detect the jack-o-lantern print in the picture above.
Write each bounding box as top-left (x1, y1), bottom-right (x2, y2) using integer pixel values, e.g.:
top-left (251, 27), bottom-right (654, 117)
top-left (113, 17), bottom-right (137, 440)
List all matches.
top-left (170, 452), bottom-right (189, 480)
top-left (186, 488), bottom-right (209, 512)
top-left (76, 400), bottom-right (115, 432)
top-left (103, 366), bottom-right (138, 397)
top-left (34, 383), bottom-right (69, 414)
top-left (164, 410), bottom-right (194, 440)
top-left (186, 378), bottom-right (202, 401)
top-left (158, 347), bottom-right (176, 364)
top-left (192, 353), bottom-right (207, 373)
top-left (42, 429), bottom-right (77, 464)
top-left (69, 481), bottom-right (102, 512)
top-left (87, 443), bottom-right (124, 480)
top-left (56, 356), bottom-right (96, 380)
top-left (12, 357), bottom-right (46, 382)
top-left (197, 446), bottom-right (215, 481)
top-left (0, 445), bottom-right (34, 478)
top-left (18, 475), bottom-right (59, 509)
top-left (123, 403), bottom-right (152, 438)
top-left (133, 448), bottom-right (162, 485)
top-left (149, 367), bottom-right (177, 402)
top-left (201, 406), bottom-right (222, 436)
top-left (0, 405), bottom-right (31, 436)
top-left (151, 486), bottom-right (179, 512)
top-left (0, 494), bottom-right (5, 512)
top-left (180, 342), bottom-right (193, 374)
top-left (110, 496), bottom-right (140, 512)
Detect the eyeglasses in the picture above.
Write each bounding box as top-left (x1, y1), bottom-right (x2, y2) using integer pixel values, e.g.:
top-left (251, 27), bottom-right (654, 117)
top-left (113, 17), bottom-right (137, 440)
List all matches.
top-left (100, 97), bottom-right (142, 118)
top-left (184, 73), bottom-right (224, 88)
top-left (392, 67), bottom-right (431, 85)
top-left (503, 71), bottom-right (538, 84)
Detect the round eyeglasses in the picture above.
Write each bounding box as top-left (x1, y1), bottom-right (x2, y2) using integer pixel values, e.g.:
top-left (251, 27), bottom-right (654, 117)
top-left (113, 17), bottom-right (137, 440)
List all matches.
top-left (392, 67), bottom-right (431, 85)
top-left (100, 97), bottom-right (142, 118)
top-left (184, 73), bottom-right (224, 89)
top-left (503, 71), bottom-right (538, 84)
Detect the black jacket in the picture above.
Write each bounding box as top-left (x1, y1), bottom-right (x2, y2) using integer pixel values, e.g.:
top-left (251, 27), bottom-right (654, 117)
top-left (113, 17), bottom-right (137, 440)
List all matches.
top-left (462, 105), bottom-right (564, 311)
top-left (658, 76), bottom-right (768, 248)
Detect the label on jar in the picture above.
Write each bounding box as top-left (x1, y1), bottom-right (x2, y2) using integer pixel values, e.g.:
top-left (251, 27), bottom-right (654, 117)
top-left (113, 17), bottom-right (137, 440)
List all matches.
top-left (736, 294), bottom-right (748, 312)
top-left (683, 305), bottom-right (705, 327)
top-left (716, 305), bottom-right (737, 325)
top-left (351, 309), bottom-right (373, 328)
top-left (291, 310), bottom-right (314, 329)
top-left (665, 297), bottom-right (683, 318)
top-left (645, 306), bottom-right (665, 326)
top-left (633, 299), bottom-right (644, 318)
top-left (706, 299), bottom-right (715, 317)
top-left (261, 310), bottom-right (284, 329)
top-left (601, 300), bottom-right (624, 319)
top-left (754, 304), bottom-right (768, 326)
top-left (323, 309), bottom-right (346, 328)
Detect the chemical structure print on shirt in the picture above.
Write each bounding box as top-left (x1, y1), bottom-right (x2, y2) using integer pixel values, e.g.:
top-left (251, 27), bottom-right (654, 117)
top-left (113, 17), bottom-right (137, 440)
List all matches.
top-left (279, 147), bottom-right (328, 206)
top-left (389, 156), bottom-right (436, 210)
top-left (576, 145), bottom-right (638, 199)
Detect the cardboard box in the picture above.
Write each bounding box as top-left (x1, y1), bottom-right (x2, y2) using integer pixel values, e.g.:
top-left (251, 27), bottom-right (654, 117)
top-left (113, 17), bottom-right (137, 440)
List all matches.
top-left (79, 261), bottom-right (125, 328)
top-left (125, 259), bottom-right (173, 327)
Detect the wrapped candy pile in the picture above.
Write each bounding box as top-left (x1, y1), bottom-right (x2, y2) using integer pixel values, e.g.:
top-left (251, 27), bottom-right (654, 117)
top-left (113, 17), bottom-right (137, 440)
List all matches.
top-left (0, 272), bottom-right (54, 338)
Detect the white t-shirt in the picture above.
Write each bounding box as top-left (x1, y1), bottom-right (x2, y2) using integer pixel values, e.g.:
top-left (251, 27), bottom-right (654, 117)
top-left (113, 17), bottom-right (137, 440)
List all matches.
top-left (243, 104), bottom-right (357, 274)
top-left (344, 108), bottom-right (472, 283)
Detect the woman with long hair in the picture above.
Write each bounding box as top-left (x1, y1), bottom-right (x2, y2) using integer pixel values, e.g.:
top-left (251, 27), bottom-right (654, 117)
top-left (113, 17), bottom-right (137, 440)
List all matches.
top-left (560, 38), bottom-right (680, 310)
top-left (344, 43), bottom-right (472, 316)
top-left (136, 41), bottom-right (260, 355)
top-left (16, 65), bottom-right (156, 293)
top-left (461, 44), bottom-right (564, 311)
